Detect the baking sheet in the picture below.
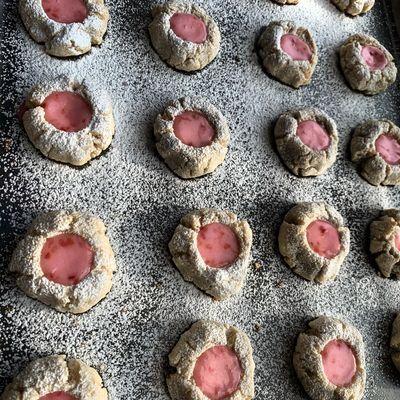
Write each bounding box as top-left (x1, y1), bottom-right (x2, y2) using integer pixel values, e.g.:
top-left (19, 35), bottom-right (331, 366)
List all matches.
top-left (0, 0), bottom-right (400, 399)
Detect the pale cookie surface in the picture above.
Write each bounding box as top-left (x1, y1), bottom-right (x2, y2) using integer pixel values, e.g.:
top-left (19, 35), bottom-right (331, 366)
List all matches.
top-left (278, 202), bottom-right (350, 283)
top-left (258, 20), bottom-right (318, 88)
top-left (19, 0), bottom-right (109, 57)
top-left (294, 316), bottom-right (366, 400)
top-left (370, 209), bottom-right (400, 278)
top-left (169, 208), bottom-right (252, 300)
top-left (22, 76), bottom-right (115, 166)
top-left (149, 0), bottom-right (220, 72)
top-left (167, 320), bottom-right (255, 400)
top-left (154, 97), bottom-right (230, 179)
top-left (391, 314), bottom-right (400, 373)
top-left (331, 0), bottom-right (374, 15)
top-left (340, 34), bottom-right (397, 95)
top-left (10, 210), bottom-right (116, 314)
top-left (1, 354), bottom-right (108, 400)
top-left (274, 108), bottom-right (338, 176)
top-left (351, 119), bottom-right (400, 186)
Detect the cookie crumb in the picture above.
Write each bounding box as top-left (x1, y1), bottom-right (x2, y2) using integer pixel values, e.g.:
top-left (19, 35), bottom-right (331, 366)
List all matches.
top-left (275, 280), bottom-right (285, 288)
top-left (254, 323), bottom-right (262, 332)
top-left (253, 260), bottom-right (263, 271)
top-left (2, 138), bottom-right (13, 152)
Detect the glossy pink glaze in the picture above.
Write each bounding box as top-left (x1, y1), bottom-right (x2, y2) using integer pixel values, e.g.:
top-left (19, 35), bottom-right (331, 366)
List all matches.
top-left (375, 134), bottom-right (400, 165)
top-left (197, 223), bottom-right (240, 268)
top-left (306, 220), bottom-right (341, 259)
top-left (361, 45), bottom-right (387, 71)
top-left (170, 13), bottom-right (207, 44)
top-left (395, 233), bottom-right (400, 251)
top-left (43, 92), bottom-right (92, 132)
top-left (42, 0), bottom-right (88, 24)
top-left (40, 233), bottom-right (94, 286)
top-left (40, 392), bottom-right (77, 400)
top-left (173, 110), bottom-right (215, 148)
top-left (321, 340), bottom-right (357, 386)
top-left (193, 345), bottom-right (242, 400)
top-left (280, 34), bottom-right (312, 61)
top-left (297, 120), bottom-right (331, 151)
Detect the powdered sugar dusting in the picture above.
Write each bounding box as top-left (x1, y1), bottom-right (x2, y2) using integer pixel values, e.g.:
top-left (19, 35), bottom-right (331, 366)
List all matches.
top-left (0, 0), bottom-right (400, 399)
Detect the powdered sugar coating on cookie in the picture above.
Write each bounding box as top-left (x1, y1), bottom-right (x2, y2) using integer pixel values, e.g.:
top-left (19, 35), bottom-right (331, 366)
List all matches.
top-left (10, 210), bottom-right (116, 314)
top-left (22, 76), bottom-right (115, 166)
top-left (19, 0), bottom-right (109, 57)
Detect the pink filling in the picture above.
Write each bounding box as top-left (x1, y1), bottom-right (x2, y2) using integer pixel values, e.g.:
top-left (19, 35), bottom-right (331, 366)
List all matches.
top-left (321, 340), bottom-right (357, 387)
top-left (197, 223), bottom-right (240, 268)
top-left (297, 120), bottom-right (331, 151)
top-left (42, 0), bottom-right (88, 24)
top-left (40, 392), bottom-right (77, 400)
top-left (395, 233), bottom-right (400, 251)
top-left (375, 134), bottom-right (400, 165)
top-left (40, 233), bottom-right (94, 286)
top-left (43, 91), bottom-right (93, 132)
top-left (170, 13), bottom-right (207, 44)
top-left (193, 345), bottom-right (242, 400)
top-left (306, 220), bottom-right (341, 259)
top-left (281, 34), bottom-right (312, 61)
top-left (361, 45), bottom-right (387, 71)
top-left (173, 111), bottom-right (215, 148)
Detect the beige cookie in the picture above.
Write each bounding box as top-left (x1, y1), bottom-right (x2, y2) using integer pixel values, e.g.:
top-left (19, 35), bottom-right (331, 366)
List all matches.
top-left (294, 316), bottom-right (366, 400)
top-left (351, 119), bottom-right (400, 186)
top-left (278, 202), bottom-right (350, 283)
top-left (258, 20), bottom-right (318, 88)
top-left (391, 314), bottom-right (400, 373)
top-left (154, 97), bottom-right (230, 179)
top-left (10, 210), bottom-right (116, 314)
top-left (149, 1), bottom-right (220, 72)
top-left (19, 0), bottom-right (109, 57)
top-left (169, 208), bottom-right (252, 300)
top-left (370, 209), bottom-right (400, 278)
top-left (167, 320), bottom-right (255, 400)
top-left (1, 355), bottom-right (108, 399)
top-left (22, 76), bottom-right (115, 166)
top-left (340, 34), bottom-right (397, 95)
top-left (331, 0), bottom-right (374, 16)
top-left (275, 108), bottom-right (338, 176)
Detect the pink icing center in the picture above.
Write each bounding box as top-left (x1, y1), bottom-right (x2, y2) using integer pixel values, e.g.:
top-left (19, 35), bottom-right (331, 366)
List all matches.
top-left (361, 45), bottom-right (388, 71)
top-left (306, 220), bottom-right (341, 259)
top-left (321, 340), bottom-right (357, 387)
top-left (173, 111), bottom-right (215, 148)
top-left (297, 120), bottom-right (331, 151)
top-left (43, 91), bottom-right (93, 132)
top-left (395, 233), bottom-right (400, 251)
top-left (375, 134), bottom-right (400, 165)
top-left (280, 34), bottom-right (312, 61)
top-left (42, 0), bottom-right (88, 24)
top-left (193, 345), bottom-right (242, 400)
top-left (40, 233), bottom-right (94, 286)
top-left (170, 13), bottom-right (207, 44)
top-left (197, 223), bottom-right (240, 268)
top-left (40, 392), bottom-right (77, 400)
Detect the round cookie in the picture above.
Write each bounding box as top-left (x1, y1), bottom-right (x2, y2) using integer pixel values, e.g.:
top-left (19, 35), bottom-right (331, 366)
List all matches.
top-left (1, 355), bottom-right (107, 399)
top-left (154, 97), bottom-right (230, 179)
top-left (258, 20), bottom-right (318, 88)
top-left (391, 314), bottom-right (400, 373)
top-left (331, 0), bottom-right (374, 15)
top-left (278, 202), bottom-right (350, 283)
top-left (169, 208), bottom-right (252, 300)
top-left (340, 34), bottom-right (397, 95)
top-left (19, 0), bottom-right (109, 57)
top-left (370, 209), bottom-right (400, 278)
top-left (167, 320), bottom-right (255, 400)
top-left (21, 76), bottom-right (115, 166)
top-left (10, 210), bottom-right (116, 314)
top-left (274, 108), bottom-right (339, 176)
top-left (149, 0), bottom-right (221, 72)
top-left (351, 119), bottom-right (400, 186)
top-left (294, 316), bottom-right (366, 400)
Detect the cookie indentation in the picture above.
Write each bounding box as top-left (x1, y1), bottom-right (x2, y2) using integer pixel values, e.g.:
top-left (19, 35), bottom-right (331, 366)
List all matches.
top-left (306, 220), bottom-right (341, 259)
top-left (40, 392), bottom-right (77, 400)
top-left (281, 34), bottom-right (312, 61)
top-left (170, 12), bottom-right (207, 44)
top-left (297, 120), bottom-right (331, 151)
top-left (42, 0), bottom-right (87, 24)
